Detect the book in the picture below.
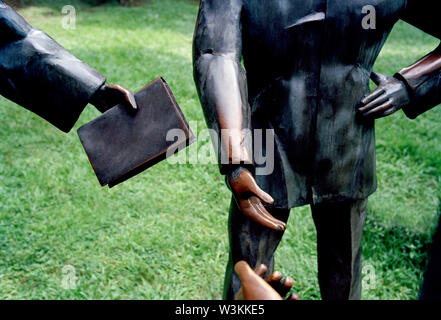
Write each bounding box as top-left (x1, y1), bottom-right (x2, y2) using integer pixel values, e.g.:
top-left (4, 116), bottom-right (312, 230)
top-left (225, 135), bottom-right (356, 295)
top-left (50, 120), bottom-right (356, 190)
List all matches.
top-left (78, 77), bottom-right (195, 188)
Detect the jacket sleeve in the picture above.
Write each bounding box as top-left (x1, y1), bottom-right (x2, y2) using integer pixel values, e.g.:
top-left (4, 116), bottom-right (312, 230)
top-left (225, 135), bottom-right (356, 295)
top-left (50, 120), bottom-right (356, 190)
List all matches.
top-left (0, 2), bottom-right (106, 132)
top-left (193, 0), bottom-right (253, 174)
top-left (396, 0), bottom-right (441, 119)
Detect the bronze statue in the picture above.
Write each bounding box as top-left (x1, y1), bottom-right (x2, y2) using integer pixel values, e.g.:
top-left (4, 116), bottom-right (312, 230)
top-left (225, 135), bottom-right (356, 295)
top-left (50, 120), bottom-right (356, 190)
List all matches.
top-left (0, 1), bottom-right (136, 133)
top-left (193, 0), bottom-right (441, 300)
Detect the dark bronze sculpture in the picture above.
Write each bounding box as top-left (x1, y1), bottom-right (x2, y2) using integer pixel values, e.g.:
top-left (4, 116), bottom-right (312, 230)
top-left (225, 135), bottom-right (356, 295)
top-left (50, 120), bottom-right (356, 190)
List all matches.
top-left (193, 0), bottom-right (441, 300)
top-left (0, 1), bottom-right (136, 133)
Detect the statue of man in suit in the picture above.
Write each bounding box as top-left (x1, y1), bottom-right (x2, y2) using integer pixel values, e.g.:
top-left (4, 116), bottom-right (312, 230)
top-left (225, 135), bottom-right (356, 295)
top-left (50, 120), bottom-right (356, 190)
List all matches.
top-left (193, 0), bottom-right (441, 299)
top-left (0, 1), bottom-right (137, 133)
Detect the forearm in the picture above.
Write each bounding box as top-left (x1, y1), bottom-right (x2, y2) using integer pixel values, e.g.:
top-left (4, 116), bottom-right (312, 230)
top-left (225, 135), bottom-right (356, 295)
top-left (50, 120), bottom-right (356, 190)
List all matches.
top-left (0, 30), bottom-right (105, 132)
top-left (394, 45), bottom-right (441, 119)
top-left (194, 53), bottom-right (253, 174)
top-left (0, 3), bottom-right (105, 132)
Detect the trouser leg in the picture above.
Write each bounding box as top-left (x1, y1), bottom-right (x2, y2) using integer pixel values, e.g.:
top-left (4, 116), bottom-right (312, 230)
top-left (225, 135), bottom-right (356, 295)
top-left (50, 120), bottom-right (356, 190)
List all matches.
top-left (223, 197), bottom-right (290, 300)
top-left (311, 199), bottom-right (367, 300)
top-left (420, 212), bottom-right (441, 300)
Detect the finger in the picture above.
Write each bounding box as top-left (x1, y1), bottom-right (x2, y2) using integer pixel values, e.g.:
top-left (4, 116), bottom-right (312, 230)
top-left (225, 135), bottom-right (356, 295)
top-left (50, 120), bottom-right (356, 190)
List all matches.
top-left (234, 261), bottom-right (252, 278)
top-left (250, 197), bottom-right (286, 230)
top-left (279, 277), bottom-right (295, 298)
top-left (287, 292), bottom-right (300, 301)
top-left (360, 87), bottom-right (384, 105)
top-left (240, 199), bottom-right (285, 231)
top-left (108, 84), bottom-right (138, 111)
top-left (125, 90), bottom-right (138, 111)
top-left (370, 71), bottom-right (389, 86)
top-left (254, 264), bottom-right (268, 277)
top-left (252, 185), bottom-right (275, 206)
top-left (234, 261), bottom-right (283, 300)
top-left (359, 93), bottom-right (388, 112)
top-left (233, 261), bottom-right (250, 301)
top-left (241, 171), bottom-right (274, 205)
top-left (265, 271), bottom-right (283, 283)
top-left (265, 272), bottom-right (285, 297)
top-left (265, 272), bottom-right (294, 298)
top-left (265, 271), bottom-right (283, 293)
top-left (252, 198), bottom-right (286, 228)
top-left (376, 106), bottom-right (399, 119)
top-left (363, 100), bottom-right (393, 118)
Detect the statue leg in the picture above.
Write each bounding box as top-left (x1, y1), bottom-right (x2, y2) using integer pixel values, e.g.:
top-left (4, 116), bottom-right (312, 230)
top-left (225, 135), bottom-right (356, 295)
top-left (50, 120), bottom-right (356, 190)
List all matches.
top-left (419, 210), bottom-right (441, 300)
top-left (311, 199), bottom-right (368, 300)
top-left (223, 197), bottom-right (290, 300)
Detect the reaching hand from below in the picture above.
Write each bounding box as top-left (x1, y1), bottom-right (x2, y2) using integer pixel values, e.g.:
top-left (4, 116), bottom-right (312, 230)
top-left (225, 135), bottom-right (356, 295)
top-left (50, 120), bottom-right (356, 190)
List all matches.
top-left (234, 261), bottom-right (299, 300)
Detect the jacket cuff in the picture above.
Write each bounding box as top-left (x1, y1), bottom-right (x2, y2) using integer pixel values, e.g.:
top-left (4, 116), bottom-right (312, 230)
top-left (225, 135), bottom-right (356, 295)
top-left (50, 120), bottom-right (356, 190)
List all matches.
top-left (394, 45), bottom-right (441, 119)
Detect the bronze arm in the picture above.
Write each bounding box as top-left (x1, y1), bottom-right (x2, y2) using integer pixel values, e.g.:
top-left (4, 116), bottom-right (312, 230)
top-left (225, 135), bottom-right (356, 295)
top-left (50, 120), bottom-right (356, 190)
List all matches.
top-left (193, 0), bottom-right (253, 173)
top-left (193, 0), bottom-right (285, 231)
top-left (359, 46), bottom-right (441, 120)
top-left (0, 1), bottom-right (136, 132)
top-left (359, 0), bottom-right (441, 120)
top-left (395, 45), bottom-right (441, 119)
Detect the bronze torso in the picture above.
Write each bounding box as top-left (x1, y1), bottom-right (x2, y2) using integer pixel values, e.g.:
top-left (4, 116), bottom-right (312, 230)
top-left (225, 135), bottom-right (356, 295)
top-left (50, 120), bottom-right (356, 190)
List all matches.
top-left (194, 0), bottom-right (441, 208)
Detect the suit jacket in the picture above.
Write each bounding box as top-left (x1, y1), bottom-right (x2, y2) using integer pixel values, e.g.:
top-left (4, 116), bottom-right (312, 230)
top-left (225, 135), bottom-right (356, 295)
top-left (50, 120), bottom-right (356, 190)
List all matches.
top-left (193, 0), bottom-right (441, 209)
top-left (0, 1), bottom-right (105, 132)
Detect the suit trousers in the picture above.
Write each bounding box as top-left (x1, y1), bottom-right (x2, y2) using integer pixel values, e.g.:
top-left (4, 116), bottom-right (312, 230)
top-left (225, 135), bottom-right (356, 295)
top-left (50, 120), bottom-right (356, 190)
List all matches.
top-left (223, 197), bottom-right (368, 300)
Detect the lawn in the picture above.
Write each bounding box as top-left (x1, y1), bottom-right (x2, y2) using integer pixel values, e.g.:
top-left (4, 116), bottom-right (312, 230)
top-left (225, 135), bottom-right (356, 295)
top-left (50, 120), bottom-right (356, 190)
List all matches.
top-left (0, 0), bottom-right (440, 300)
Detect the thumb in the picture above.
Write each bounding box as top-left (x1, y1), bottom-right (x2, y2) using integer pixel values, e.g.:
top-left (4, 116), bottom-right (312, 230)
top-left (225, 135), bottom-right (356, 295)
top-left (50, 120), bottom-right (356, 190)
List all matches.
top-left (235, 261), bottom-right (254, 281)
top-left (370, 71), bottom-right (389, 86)
top-left (248, 179), bottom-right (274, 205)
top-left (236, 169), bottom-right (275, 205)
top-left (107, 84), bottom-right (138, 111)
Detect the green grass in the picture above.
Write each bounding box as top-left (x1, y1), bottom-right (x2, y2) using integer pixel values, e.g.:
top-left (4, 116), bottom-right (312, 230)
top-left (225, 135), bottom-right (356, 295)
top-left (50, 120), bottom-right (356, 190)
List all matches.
top-left (0, 0), bottom-right (440, 300)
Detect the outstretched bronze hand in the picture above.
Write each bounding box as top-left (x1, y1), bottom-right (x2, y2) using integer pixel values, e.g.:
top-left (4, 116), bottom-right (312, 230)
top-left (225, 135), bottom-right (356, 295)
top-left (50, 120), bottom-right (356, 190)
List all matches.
top-left (234, 261), bottom-right (299, 300)
top-left (358, 71), bottom-right (411, 119)
top-left (90, 84), bottom-right (138, 113)
top-left (227, 167), bottom-right (286, 231)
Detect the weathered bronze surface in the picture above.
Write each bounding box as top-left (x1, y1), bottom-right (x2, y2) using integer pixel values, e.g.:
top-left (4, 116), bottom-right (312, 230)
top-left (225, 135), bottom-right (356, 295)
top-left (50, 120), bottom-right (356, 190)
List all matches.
top-left (78, 77), bottom-right (195, 187)
top-left (193, 0), bottom-right (440, 300)
top-left (0, 1), bottom-right (136, 132)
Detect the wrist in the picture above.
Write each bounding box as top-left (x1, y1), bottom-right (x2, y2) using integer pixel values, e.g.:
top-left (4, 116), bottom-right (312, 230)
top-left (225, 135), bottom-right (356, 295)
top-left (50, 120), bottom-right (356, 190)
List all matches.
top-left (89, 84), bottom-right (107, 112)
top-left (220, 144), bottom-right (254, 175)
top-left (225, 165), bottom-right (254, 193)
top-left (393, 73), bottom-right (412, 99)
top-left (223, 163), bottom-right (254, 177)
top-left (391, 74), bottom-right (412, 107)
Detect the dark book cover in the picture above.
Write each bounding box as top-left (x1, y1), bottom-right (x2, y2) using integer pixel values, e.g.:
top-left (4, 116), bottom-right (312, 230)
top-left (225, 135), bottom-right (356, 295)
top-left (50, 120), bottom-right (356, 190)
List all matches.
top-left (78, 77), bottom-right (195, 188)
